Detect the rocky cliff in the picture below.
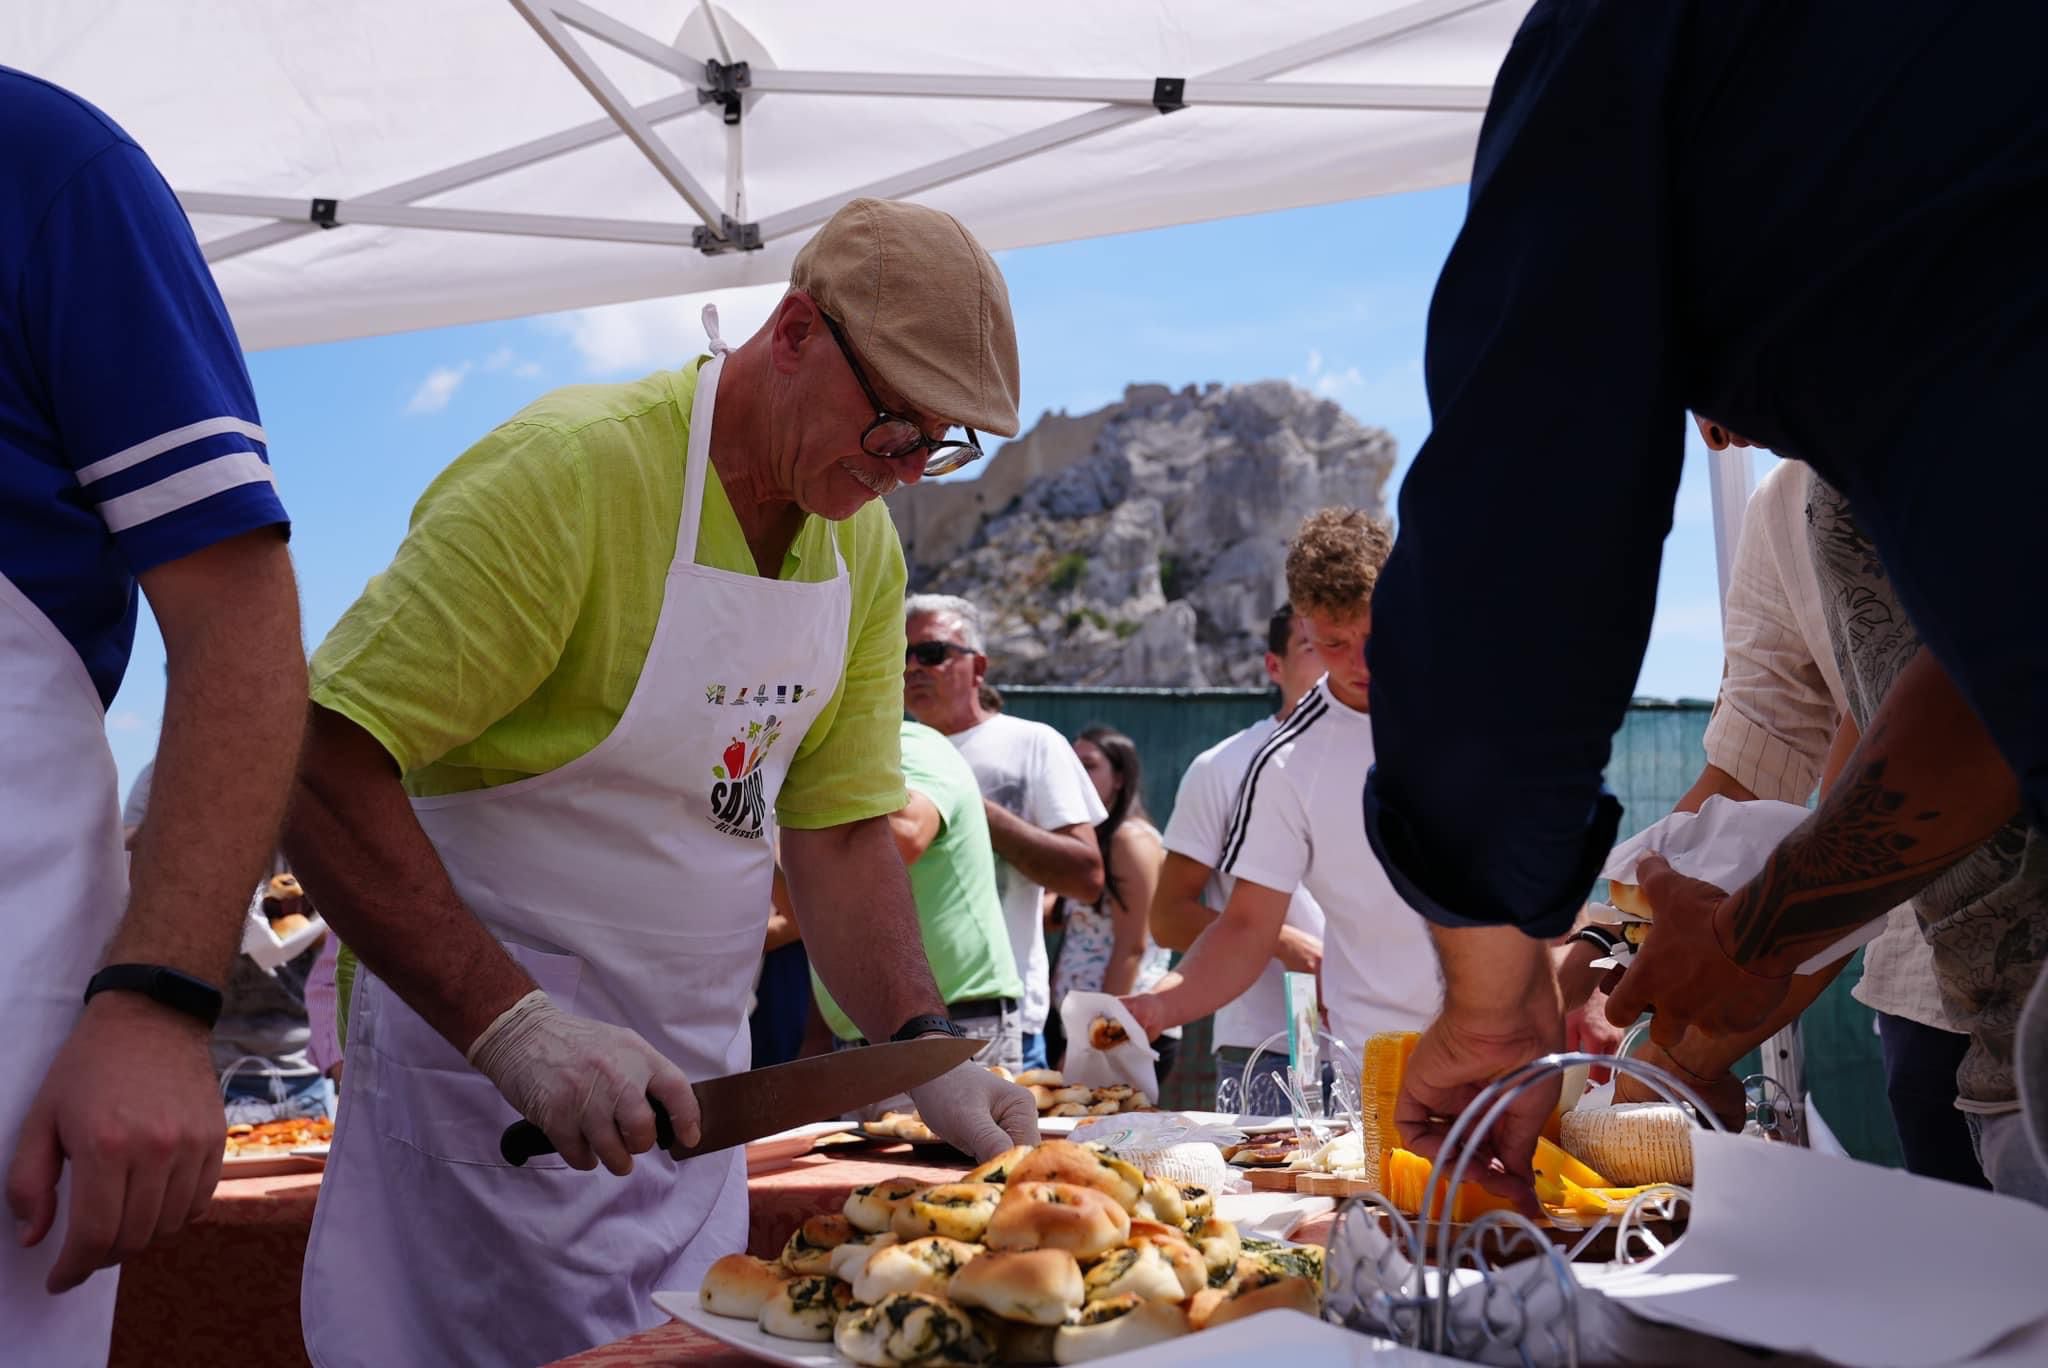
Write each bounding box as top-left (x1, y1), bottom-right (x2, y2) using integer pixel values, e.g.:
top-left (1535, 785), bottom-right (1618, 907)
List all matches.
top-left (884, 380), bottom-right (1395, 687)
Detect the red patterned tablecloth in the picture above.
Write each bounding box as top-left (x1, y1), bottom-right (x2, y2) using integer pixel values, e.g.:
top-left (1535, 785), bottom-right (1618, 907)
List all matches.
top-left (553, 1146), bottom-right (967, 1366)
top-left (109, 1165), bottom-right (324, 1368)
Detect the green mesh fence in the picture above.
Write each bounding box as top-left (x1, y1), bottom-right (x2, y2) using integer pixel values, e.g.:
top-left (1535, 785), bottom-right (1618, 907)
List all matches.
top-left (998, 688), bottom-right (1899, 1165)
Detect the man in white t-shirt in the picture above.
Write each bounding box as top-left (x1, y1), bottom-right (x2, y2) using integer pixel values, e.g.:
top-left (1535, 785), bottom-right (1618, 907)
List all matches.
top-left (904, 594), bottom-right (1105, 1070)
top-left (1152, 603), bottom-right (1330, 1112)
top-left (1125, 509), bottom-right (1438, 1052)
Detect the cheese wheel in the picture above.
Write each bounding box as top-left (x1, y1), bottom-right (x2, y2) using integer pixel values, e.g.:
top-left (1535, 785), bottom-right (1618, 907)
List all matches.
top-left (1560, 1103), bottom-right (1694, 1186)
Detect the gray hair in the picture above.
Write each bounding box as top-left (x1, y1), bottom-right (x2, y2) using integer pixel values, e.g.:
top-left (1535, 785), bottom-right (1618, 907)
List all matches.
top-left (905, 593), bottom-right (986, 655)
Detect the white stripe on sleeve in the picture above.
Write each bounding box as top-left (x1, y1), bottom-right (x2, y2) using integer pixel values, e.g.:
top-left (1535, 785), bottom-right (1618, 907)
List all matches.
top-left (97, 451), bottom-right (278, 533)
top-left (75, 415), bottom-right (268, 486)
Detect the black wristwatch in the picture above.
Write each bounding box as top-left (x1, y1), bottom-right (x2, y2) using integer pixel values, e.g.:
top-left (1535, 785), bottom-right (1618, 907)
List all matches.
top-left (84, 964), bottom-right (224, 1029)
top-left (1571, 924), bottom-right (1624, 956)
top-left (889, 1014), bottom-right (966, 1044)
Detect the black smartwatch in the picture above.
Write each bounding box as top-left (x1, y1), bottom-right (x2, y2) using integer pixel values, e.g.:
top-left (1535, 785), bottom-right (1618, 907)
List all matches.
top-left (889, 1014), bottom-right (966, 1044)
top-left (1571, 924), bottom-right (1624, 956)
top-left (84, 964), bottom-right (224, 1029)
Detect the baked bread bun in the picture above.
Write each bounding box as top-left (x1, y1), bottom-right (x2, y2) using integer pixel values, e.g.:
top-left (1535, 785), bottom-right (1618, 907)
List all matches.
top-left (269, 912), bottom-right (314, 938)
top-left (1086, 1016), bottom-right (1129, 1052)
top-left (894, 1182), bottom-right (1003, 1242)
top-left (1015, 1069), bottom-right (1065, 1088)
top-left (1086, 1100), bottom-right (1120, 1116)
top-left (984, 1182), bottom-right (1130, 1260)
top-left (1047, 1086), bottom-right (1093, 1107)
top-left (756, 1273), bottom-right (851, 1341)
top-left (834, 1291), bottom-right (990, 1367)
top-left (965, 1145), bottom-right (1034, 1186)
top-left (845, 1178), bottom-right (928, 1234)
top-left (1191, 1216), bottom-right (1241, 1278)
top-left (1607, 880), bottom-right (1652, 919)
top-left (1092, 1084), bottom-right (1135, 1103)
top-left (947, 1249), bottom-right (1085, 1326)
top-left (1123, 1218), bottom-right (1190, 1247)
top-left (699, 1253), bottom-right (790, 1318)
top-left (1079, 1242), bottom-right (1184, 1304)
top-left (267, 872), bottom-right (304, 901)
top-left (1129, 1235), bottom-right (1205, 1297)
top-left (829, 1233), bottom-right (896, 1284)
top-left (780, 1212), bottom-right (855, 1275)
top-left (1006, 1141), bottom-right (1144, 1212)
top-left (988, 1065), bottom-right (1016, 1082)
top-left (1184, 1286), bottom-right (1227, 1331)
top-left (1027, 1086), bottom-right (1059, 1110)
top-left (1052, 1295), bottom-right (1188, 1364)
top-left (1203, 1272), bottom-right (1321, 1328)
top-left (853, 1235), bottom-right (982, 1304)
top-left (1046, 1102), bottom-right (1088, 1118)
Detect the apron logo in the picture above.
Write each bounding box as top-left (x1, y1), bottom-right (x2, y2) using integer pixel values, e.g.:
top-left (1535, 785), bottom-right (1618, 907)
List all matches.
top-left (708, 715), bottom-right (782, 839)
top-left (704, 681), bottom-right (808, 706)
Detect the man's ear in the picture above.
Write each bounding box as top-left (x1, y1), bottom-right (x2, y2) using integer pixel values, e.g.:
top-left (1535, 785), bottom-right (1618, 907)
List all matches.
top-left (1262, 651), bottom-right (1283, 687)
top-left (971, 654), bottom-right (989, 687)
top-left (768, 290), bottom-right (820, 372)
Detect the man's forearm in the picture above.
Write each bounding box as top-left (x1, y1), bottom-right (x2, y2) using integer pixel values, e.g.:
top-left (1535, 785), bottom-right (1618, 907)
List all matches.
top-left (1149, 853), bottom-right (1219, 952)
top-left (283, 705), bottom-right (534, 1051)
top-left (1665, 959), bottom-right (1847, 1079)
top-left (1673, 763), bottom-right (1758, 816)
top-left (120, 534), bottom-right (304, 984)
top-left (1136, 883), bottom-right (1288, 1032)
top-left (1433, 923), bottom-right (1559, 1026)
top-left (786, 816), bottom-right (946, 1041)
top-left (983, 803), bottom-right (1103, 902)
top-left (1724, 649), bottom-right (2019, 975)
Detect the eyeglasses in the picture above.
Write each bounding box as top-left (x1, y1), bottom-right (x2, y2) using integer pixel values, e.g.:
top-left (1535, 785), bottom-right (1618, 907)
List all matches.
top-left (820, 312), bottom-right (985, 477)
top-left (906, 640), bottom-right (976, 668)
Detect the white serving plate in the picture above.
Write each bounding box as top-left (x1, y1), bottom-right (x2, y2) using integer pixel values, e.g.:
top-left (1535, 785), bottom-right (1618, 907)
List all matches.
top-left (653, 1294), bottom-right (1452, 1366)
top-left (746, 1122), bottom-right (857, 1175)
top-left (289, 1142), bottom-right (332, 1163)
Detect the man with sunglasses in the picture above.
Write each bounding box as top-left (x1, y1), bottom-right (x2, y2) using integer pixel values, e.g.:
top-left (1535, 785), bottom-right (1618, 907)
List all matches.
top-left (903, 594), bottom-right (1107, 1073)
top-left (284, 198), bottom-right (1038, 1365)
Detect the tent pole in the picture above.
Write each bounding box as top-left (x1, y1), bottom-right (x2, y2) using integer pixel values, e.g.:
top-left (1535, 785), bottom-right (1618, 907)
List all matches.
top-left (200, 92), bottom-right (703, 263)
top-left (508, 0), bottom-right (728, 237)
top-left (183, 193), bottom-right (701, 247)
top-left (742, 70), bottom-right (1490, 112)
top-left (758, 0), bottom-right (1504, 243)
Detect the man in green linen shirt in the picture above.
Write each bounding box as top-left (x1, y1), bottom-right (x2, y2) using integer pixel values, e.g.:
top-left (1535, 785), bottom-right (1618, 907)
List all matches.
top-left (284, 197), bottom-right (1041, 1195)
top-left (814, 720), bottom-right (1024, 1072)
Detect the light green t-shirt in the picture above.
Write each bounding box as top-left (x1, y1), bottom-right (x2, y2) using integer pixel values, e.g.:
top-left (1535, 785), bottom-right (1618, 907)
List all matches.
top-left (813, 721), bottom-right (1020, 1040)
top-left (309, 359), bottom-right (907, 830)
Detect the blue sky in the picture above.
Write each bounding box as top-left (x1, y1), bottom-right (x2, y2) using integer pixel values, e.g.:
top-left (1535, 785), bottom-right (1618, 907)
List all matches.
top-left (104, 184), bottom-right (1739, 798)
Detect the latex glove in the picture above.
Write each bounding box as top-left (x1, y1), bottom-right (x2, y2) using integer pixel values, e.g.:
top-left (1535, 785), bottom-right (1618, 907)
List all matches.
top-left (1394, 996), bottom-right (1562, 1218)
top-left (6, 993), bottom-right (224, 1293)
top-left (908, 1058), bottom-right (1040, 1162)
top-left (467, 990), bottom-right (700, 1175)
top-left (1603, 855), bottom-right (1793, 1048)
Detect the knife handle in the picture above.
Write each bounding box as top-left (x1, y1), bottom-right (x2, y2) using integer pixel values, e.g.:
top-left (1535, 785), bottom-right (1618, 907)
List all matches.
top-left (500, 1097), bottom-right (679, 1167)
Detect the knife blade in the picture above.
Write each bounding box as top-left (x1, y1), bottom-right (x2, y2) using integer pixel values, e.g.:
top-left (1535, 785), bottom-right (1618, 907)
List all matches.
top-left (500, 1032), bottom-right (987, 1166)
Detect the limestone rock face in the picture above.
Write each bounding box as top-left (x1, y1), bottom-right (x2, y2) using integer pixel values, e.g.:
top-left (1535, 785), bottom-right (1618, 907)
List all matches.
top-left (885, 381), bottom-right (1394, 686)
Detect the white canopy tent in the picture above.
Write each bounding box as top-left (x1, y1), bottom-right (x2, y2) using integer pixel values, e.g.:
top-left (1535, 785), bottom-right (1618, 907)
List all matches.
top-left (16, 0), bottom-right (1779, 1101)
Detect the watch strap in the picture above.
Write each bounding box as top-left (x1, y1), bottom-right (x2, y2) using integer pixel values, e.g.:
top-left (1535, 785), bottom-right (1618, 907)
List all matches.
top-left (84, 964), bottom-right (224, 1029)
top-left (888, 1013), bottom-right (965, 1043)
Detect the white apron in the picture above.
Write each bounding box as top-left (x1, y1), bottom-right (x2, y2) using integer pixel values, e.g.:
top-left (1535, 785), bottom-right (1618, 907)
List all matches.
top-left (0, 570), bottom-right (128, 1362)
top-left (301, 324), bottom-right (853, 1367)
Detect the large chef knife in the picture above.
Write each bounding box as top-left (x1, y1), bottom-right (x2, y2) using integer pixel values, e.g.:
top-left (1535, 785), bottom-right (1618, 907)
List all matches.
top-left (500, 1033), bottom-right (986, 1166)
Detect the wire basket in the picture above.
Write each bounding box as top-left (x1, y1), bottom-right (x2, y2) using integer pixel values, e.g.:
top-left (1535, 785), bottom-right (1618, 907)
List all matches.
top-left (1319, 1052), bottom-right (1725, 1366)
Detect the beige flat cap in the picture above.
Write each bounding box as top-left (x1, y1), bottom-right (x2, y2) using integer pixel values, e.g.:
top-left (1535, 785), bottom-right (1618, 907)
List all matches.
top-left (790, 198), bottom-right (1021, 437)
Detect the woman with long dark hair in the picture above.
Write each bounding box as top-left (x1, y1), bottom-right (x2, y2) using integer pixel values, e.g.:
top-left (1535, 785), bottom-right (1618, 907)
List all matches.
top-left (1050, 725), bottom-right (1179, 1083)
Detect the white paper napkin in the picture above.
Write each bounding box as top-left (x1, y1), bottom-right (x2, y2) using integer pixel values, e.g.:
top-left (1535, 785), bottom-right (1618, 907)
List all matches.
top-left (1578, 1130), bottom-right (2048, 1366)
top-left (1057, 990), bottom-right (1160, 1102)
top-left (1598, 795), bottom-right (1877, 973)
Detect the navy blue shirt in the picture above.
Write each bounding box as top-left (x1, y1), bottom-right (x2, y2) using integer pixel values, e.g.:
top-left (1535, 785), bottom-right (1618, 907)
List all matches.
top-left (1365, 0), bottom-right (2048, 937)
top-left (2, 67), bottom-right (288, 706)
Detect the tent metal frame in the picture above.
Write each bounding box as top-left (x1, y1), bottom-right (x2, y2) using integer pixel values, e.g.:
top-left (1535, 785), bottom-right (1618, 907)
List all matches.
top-left (187, 0), bottom-right (1502, 260)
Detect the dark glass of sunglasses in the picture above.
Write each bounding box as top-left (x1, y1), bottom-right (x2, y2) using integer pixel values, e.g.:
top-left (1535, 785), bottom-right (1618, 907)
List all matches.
top-left (821, 312), bottom-right (985, 477)
top-left (907, 641), bottom-right (975, 668)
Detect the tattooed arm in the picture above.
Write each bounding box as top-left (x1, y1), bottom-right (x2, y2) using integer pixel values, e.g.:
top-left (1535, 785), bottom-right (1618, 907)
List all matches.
top-left (1608, 647), bottom-right (2020, 1042)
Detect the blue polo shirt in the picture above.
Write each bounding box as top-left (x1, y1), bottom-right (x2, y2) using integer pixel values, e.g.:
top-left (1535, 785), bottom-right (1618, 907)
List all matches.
top-left (1, 67), bottom-right (288, 706)
top-left (1363, 0), bottom-right (2048, 938)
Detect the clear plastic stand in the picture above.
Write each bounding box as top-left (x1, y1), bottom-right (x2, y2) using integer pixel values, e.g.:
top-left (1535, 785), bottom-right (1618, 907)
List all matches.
top-left (1319, 1052), bottom-right (1726, 1366)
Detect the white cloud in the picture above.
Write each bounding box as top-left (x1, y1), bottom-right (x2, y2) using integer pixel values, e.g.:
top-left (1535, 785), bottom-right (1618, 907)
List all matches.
top-left (1290, 351), bottom-right (1427, 425)
top-left (405, 363), bottom-right (471, 415)
top-left (481, 346), bottom-right (517, 372)
top-left (105, 710), bottom-right (146, 733)
top-left (539, 282), bottom-right (792, 376)
top-left (513, 361), bottom-right (543, 379)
